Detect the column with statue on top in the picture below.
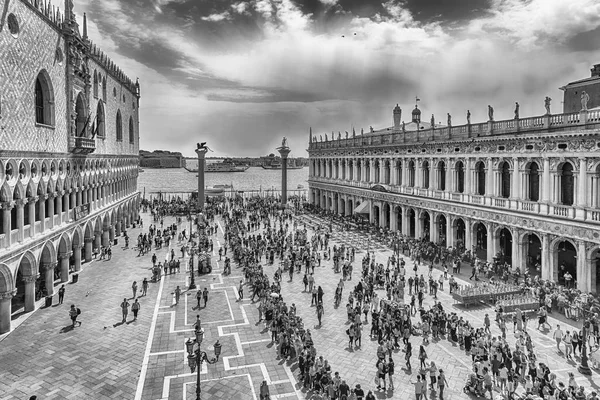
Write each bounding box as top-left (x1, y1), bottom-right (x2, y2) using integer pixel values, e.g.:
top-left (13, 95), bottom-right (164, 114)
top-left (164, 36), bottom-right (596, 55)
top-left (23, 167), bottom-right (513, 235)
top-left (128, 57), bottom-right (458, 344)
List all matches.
top-left (277, 137), bottom-right (291, 206)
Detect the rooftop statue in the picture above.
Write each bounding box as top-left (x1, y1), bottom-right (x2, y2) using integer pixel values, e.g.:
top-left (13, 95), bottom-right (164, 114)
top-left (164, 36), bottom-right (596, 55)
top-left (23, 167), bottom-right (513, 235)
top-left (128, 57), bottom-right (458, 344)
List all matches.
top-left (281, 137), bottom-right (288, 148)
top-left (581, 91), bottom-right (590, 111)
top-left (544, 96), bottom-right (552, 115)
top-left (467, 110), bottom-right (471, 124)
top-left (402, 121), bottom-right (406, 132)
top-left (430, 114), bottom-right (435, 128)
top-left (514, 102), bottom-right (519, 119)
top-left (447, 113), bottom-right (452, 127)
top-left (488, 105), bottom-right (494, 121)
top-left (369, 126), bottom-right (374, 133)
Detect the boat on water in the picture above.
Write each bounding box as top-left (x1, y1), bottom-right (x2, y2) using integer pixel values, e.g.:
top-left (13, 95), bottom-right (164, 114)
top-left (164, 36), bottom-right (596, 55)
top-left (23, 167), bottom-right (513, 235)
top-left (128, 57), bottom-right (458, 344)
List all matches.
top-left (186, 159), bottom-right (249, 173)
top-left (138, 167), bottom-right (145, 172)
top-left (261, 159), bottom-right (303, 170)
top-left (297, 184), bottom-right (304, 189)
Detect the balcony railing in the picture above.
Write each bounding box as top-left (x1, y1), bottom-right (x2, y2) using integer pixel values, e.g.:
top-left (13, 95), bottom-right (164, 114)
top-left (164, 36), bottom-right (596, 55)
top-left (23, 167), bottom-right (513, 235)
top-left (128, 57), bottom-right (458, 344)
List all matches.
top-left (308, 109), bottom-right (600, 150)
top-left (494, 198), bottom-right (507, 208)
top-left (69, 136), bottom-right (96, 154)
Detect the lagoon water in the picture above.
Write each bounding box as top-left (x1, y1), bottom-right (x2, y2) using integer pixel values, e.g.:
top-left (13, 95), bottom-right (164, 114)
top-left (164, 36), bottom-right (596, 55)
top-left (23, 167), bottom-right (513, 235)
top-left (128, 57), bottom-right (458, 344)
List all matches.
top-left (137, 167), bottom-right (309, 196)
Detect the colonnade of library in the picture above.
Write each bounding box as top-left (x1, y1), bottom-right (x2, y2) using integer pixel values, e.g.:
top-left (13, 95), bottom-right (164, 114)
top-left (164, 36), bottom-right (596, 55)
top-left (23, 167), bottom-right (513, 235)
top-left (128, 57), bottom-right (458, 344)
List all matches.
top-left (309, 156), bottom-right (600, 212)
top-left (310, 186), bottom-right (600, 294)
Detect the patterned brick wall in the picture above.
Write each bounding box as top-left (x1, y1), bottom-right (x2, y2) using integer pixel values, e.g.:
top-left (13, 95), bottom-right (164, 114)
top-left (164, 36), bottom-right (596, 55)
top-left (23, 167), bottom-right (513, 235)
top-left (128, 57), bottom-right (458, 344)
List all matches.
top-left (0, 0), bottom-right (140, 158)
top-left (0, 0), bottom-right (68, 154)
top-left (87, 58), bottom-right (139, 157)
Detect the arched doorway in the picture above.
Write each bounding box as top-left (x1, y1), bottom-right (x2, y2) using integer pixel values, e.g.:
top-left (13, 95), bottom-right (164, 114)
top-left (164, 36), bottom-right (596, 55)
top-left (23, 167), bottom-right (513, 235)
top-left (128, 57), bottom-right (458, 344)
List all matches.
top-left (523, 233), bottom-right (542, 277)
top-left (395, 206), bottom-right (402, 233)
top-left (437, 214), bottom-right (447, 246)
top-left (559, 162), bottom-right (574, 206)
top-left (497, 227), bottom-right (512, 265)
top-left (340, 198), bottom-right (345, 216)
top-left (456, 161), bottom-right (465, 193)
top-left (475, 161), bottom-right (486, 195)
top-left (437, 161), bottom-right (446, 190)
top-left (455, 218), bottom-right (466, 250)
top-left (382, 204), bottom-right (390, 228)
top-left (525, 162), bottom-right (540, 201)
top-left (39, 242), bottom-right (57, 298)
top-left (396, 161), bottom-right (402, 185)
top-left (384, 161), bottom-right (391, 184)
top-left (357, 160), bottom-right (362, 181)
top-left (408, 161), bottom-right (415, 187)
top-left (556, 240), bottom-right (577, 287)
top-left (374, 160), bottom-right (380, 183)
top-left (373, 205), bottom-right (380, 226)
top-left (408, 209), bottom-right (416, 237)
top-left (422, 211), bottom-right (430, 241)
top-left (473, 222), bottom-right (487, 259)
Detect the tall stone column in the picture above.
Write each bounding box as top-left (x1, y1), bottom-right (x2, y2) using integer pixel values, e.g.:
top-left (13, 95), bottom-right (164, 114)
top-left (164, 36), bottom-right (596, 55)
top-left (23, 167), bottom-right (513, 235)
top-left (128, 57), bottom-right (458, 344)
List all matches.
top-left (23, 275), bottom-right (36, 312)
top-left (16, 199), bottom-right (25, 243)
top-left (512, 228), bottom-right (521, 270)
top-left (576, 158), bottom-right (588, 218)
top-left (59, 252), bottom-right (72, 282)
top-left (0, 289), bottom-right (16, 334)
top-left (486, 224), bottom-right (495, 262)
top-left (84, 238), bottom-right (93, 262)
top-left (277, 141), bottom-right (291, 206)
top-left (577, 241), bottom-right (589, 291)
top-left (28, 198), bottom-right (36, 237)
top-left (73, 244), bottom-right (82, 271)
top-left (43, 262), bottom-right (57, 296)
top-left (195, 147), bottom-right (209, 211)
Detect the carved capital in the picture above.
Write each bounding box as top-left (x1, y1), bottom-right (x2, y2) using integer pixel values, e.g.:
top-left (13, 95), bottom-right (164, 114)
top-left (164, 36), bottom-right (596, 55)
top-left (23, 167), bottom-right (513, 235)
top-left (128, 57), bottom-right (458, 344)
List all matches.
top-left (0, 289), bottom-right (17, 300)
top-left (58, 251), bottom-right (73, 260)
top-left (84, 237), bottom-right (94, 244)
top-left (42, 262), bottom-right (58, 271)
top-left (22, 275), bottom-right (39, 283)
top-left (3, 201), bottom-right (14, 210)
top-left (73, 243), bottom-right (83, 249)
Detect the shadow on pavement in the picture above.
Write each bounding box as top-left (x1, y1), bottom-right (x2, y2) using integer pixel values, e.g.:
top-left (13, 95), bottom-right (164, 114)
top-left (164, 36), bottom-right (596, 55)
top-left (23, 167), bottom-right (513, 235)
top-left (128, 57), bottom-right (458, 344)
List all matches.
top-left (59, 325), bottom-right (74, 333)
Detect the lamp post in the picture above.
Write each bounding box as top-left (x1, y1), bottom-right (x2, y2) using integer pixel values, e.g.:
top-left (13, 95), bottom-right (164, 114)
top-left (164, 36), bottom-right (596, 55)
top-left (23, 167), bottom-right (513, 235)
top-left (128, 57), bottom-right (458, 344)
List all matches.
top-left (186, 316), bottom-right (222, 400)
top-left (578, 301), bottom-right (600, 375)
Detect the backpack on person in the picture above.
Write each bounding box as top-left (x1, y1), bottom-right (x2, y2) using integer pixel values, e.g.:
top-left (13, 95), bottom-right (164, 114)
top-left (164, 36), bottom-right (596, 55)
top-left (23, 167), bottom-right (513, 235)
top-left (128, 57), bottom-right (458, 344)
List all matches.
top-left (77, 308), bottom-right (81, 315)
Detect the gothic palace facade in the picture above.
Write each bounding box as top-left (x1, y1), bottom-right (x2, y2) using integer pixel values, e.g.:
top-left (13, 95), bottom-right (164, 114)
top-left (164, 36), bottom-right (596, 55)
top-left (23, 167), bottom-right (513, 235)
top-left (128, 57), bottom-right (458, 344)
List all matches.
top-left (308, 65), bottom-right (600, 295)
top-left (0, 0), bottom-right (140, 333)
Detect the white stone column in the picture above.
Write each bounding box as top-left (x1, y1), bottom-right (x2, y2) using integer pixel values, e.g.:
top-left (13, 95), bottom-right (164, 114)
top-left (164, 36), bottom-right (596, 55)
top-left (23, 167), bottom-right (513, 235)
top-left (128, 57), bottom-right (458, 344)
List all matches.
top-left (576, 158), bottom-right (588, 218)
top-left (512, 159), bottom-right (521, 200)
top-left (541, 234), bottom-right (551, 280)
top-left (577, 240), bottom-right (588, 291)
top-left (487, 224), bottom-right (495, 262)
top-left (0, 290), bottom-right (16, 334)
top-left (465, 219), bottom-right (473, 252)
top-left (447, 218), bottom-right (455, 248)
top-left (23, 275), bottom-right (36, 312)
top-left (465, 159), bottom-right (473, 195)
top-left (512, 228), bottom-right (521, 270)
top-left (59, 252), bottom-right (72, 282)
top-left (541, 158), bottom-right (550, 202)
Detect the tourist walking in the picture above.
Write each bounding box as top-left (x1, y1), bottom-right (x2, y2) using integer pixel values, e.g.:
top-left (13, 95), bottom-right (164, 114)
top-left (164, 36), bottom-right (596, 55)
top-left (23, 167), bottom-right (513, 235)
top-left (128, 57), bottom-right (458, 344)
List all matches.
top-left (58, 285), bottom-right (65, 305)
top-left (132, 281), bottom-right (138, 299)
top-left (69, 304), bottom-right (81, 327)
top-left (238, 280), bottom-right (244, 300)
top-left (388, 357), bottom-right (395, 390)
top-left (174, 286), bottom-right (182, 305)
top-left (437, 369), bottom-right (448, 400)
top-left (553, 325), bottom-right (563, 353)
top-left (142, 278), bottom-right (148, 296)
top-left (202, 287), bottom-right (209, 307)
top-left (121, 298), bottom-right (130, 322)
top-left (132, 299), bottom-right (140, 321)
top-left (259, 380), bottom-right (270, 400)
top-left (418, 345), bottom-right (428, 370)
top-left (196, 289), bottom-right (202, 308)
top-left (316, 301), bottom-right (324, 326)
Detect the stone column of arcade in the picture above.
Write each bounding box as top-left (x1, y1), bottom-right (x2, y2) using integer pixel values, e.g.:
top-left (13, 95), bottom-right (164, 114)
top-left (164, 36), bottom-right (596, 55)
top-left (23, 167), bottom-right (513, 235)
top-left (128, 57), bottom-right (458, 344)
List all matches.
top-left (59, 252), bottom-right (72, 282)
top-left (23, 275), bottom-right (37, 311)
top-left (73, 244), bottom-right (83, 271)
top-left (195, 146), bottom-right (209, 211)
top-left (277, 137), bottom-right (291, 206)
top-left (0, 289), bottom-right (16, 334)
top-left (43, 262), bottom-right (57, 296)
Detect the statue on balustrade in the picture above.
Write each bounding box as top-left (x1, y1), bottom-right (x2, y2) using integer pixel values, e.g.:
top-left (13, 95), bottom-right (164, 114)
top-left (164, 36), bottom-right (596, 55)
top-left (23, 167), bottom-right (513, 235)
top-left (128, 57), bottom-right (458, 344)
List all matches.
top-left (320, 135), bottom-right (323, 142)
top-left (488, 105), bottom-right (494, 121)
top-left (361, 128), bottom-right (364, 135)
top-left (402, 121), bottom-right (406, 132)
top-left (581, 91), bottom-right (590, 111)
top-left (281, 137), bottom-right (288, 148)
top-left (352, 128), bottom-right (356, 137)
top-left (514, 102), bottom-right (520, 119)
top-left (430, 114), bottom-right (435, 128)
top-left (325, 133), bottom-right (328, 141)
top-left (369, 126), bottom-right (374, 133)
top-left (544, 96), bottom-right (552, 115)
top-left (338, 132), bottom-right (341, 140)
top-left (345, 131), bottom-right (348, 139)
top-left (447, 113), bottom-right (452, 127)
top-left (467, 110), bottom-right (471, 124)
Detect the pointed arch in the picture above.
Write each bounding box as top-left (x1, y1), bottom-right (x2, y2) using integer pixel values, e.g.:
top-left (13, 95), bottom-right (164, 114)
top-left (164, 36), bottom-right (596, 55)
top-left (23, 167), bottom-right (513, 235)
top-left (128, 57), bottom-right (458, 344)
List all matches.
top-left (128, 116), bottom-right (135, 144)
top-left (116, 110), bottom-right (123, 141)
top-left (0, 263), bottom-right (12, 292)
top-left (35, 69), bottom-right (55, 126)
top-left (93, 70), bottom-right (98, 98)
top-left (102, 75), bottom-right (107, 101)
top-left (96, 101), bottom-right (105, 138)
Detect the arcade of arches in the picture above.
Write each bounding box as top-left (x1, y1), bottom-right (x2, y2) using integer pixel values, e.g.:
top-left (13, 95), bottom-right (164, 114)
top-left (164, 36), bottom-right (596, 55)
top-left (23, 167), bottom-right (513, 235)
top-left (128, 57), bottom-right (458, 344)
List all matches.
top-left (0, 156), bottom-right (140, 334)
top-left (310, 187), bottom-right (600, 296)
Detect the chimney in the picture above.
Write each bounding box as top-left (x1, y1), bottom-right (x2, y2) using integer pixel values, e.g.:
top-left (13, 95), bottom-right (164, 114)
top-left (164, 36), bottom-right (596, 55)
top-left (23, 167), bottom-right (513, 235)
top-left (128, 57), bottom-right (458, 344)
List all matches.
top-left (592, 64), bottom-right (600, 78)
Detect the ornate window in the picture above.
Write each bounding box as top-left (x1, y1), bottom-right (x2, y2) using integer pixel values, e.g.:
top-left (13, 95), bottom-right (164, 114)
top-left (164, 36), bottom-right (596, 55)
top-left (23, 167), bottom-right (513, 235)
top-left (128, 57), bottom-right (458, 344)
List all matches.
top-left (116, 110), bottom-right (123, 141)
top-left (93, 70), bottom-right (98, 98)
top-left (102, 76), bottom-right (107, 101)
top-left (96, 101), bottom-right (105, 138)
top-left (35, 71), bottom-right (55, 126)
top-left (129, 116), bottom-right (134, 144)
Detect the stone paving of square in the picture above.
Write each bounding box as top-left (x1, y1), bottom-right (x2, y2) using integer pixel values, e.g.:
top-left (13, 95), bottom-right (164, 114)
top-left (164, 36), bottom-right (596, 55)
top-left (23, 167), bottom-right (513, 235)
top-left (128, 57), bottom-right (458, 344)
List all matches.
top-left (0, 209), bottom-right (597, 400)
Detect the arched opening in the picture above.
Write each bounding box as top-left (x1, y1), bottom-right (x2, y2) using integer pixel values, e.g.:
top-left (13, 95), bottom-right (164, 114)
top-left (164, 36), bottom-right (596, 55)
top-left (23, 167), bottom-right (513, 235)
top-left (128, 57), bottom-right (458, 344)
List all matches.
top-left (422, 161), bottom-right (430, 189)
top-left (475, 161), bottom-right (486, 195)
top-left (348, 161), bottom-right (354, 180)
top-left (395, 206), bottom-right (402, 232)
top-left (382, 204), bottom-right (390, 228)
top-left (473, 222), bottom-right (487, 259)
top-left (408, 209), bottom-right (416, 237)
top-left (11, 188), bottom-right (19, 231)
top-left (34, 70), bottom-right (55, 126)
top-left (357, 161), bottom-right (362, 181)
top-left (93, 70), bottom-right (98, 98)
top-left (102, 76), bottom-right (107, 101)
top-left (340, 160), bottom-right (346, 180)
top-left (374, 160), bottom-right (380, 183)
top-left (96, 101), bottom-right (105, 138)
top-left (384, 161), bottom-right (391, 184)
top-left (500, 162), bottom-right (511, 198)
top-left (591, 249), bottom-right (600, 295)
top-left (526, 162), bottom-right (540, 201)
top-left (12, 255), bottom-right (36, 314)
top-left (437, 214), bottom-right (447, 246)
top-left (437, 161), bottom-right (446, 191)
top-left (497, 227), bottom-right (513, 265)
top-left (340, 198), bottom-right (346, 216)
top-left (365, 160), bottom-right (370, 182)
top-left (408, 161), bottom-right (415, 187)
top-left (456, 161), bottom-right (465, 193)
top-left (373, 205), bottom-right (380, 226)
top-left (455, 218), bottom-right (466, 251)
top-left (75, 92), bottom-right (87, 137)
top-left (523, 233), bottom-right (542, 278)
top-left (559, 162), bottom-right (574, 206)
top-left (116, 110), bottom-right (123, 141)
top-left (129, 116), bottom-right (134, 144)
top-left (421, 211), bottom-right (430, 241)
top-left (557, 240), bottom-right (577, 287)
top-left (396, 161), bottom-right (402, 185)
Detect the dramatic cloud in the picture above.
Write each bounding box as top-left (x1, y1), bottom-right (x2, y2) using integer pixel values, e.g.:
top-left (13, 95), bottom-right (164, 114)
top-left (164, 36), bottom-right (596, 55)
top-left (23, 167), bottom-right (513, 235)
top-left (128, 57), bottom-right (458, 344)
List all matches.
top-left (75, 0), bottom-right (600, 157)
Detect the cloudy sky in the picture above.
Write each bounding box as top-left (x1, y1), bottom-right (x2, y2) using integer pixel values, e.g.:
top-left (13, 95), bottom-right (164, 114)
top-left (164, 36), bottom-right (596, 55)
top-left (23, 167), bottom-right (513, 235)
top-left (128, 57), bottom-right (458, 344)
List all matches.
top-left (75, 0), bottom-right (600, 157)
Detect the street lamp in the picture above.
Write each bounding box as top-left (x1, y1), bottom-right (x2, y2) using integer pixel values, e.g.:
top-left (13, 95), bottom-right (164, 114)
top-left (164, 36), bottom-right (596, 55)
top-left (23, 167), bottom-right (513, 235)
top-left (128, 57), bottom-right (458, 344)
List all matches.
top-left (186, 316), bottom-right (222, 400)
top-left (578, 300), bottom-right (600, 375)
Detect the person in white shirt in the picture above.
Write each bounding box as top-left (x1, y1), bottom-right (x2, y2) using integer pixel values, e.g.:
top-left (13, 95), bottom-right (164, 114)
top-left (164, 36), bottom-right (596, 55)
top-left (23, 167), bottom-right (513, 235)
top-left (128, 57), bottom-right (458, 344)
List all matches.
top-left (553, 325), bottom-right (563, 352)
